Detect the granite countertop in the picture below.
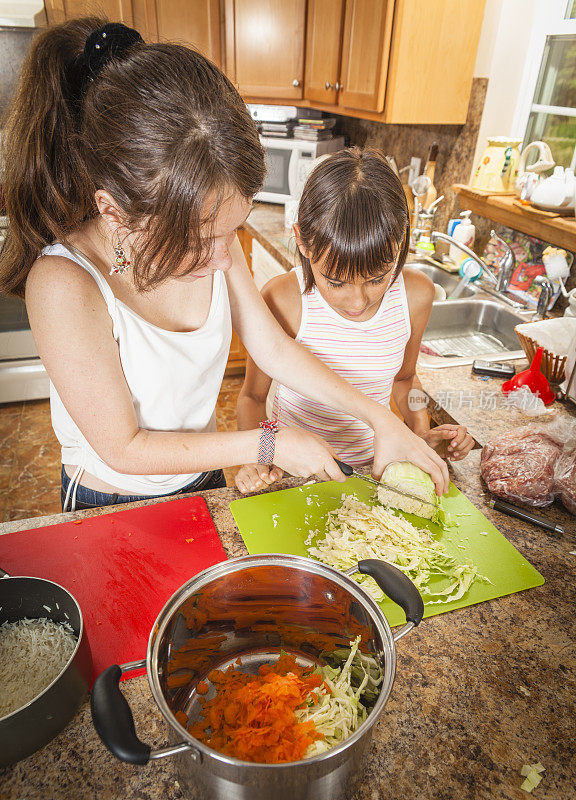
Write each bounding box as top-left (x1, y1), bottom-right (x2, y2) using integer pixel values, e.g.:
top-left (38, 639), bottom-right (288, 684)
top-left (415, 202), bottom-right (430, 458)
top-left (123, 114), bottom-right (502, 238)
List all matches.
top-left (2, 204), bottom-right (575, 798)
top-left (243, 201), bottom-right (299, 272)
top-left (1, 450), bottom-right (575, 800)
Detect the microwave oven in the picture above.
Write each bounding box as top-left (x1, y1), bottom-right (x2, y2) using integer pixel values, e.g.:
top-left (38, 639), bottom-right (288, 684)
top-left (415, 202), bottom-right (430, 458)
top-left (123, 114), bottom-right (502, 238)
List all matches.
top-left (256, 136), bottom-right (345, 204)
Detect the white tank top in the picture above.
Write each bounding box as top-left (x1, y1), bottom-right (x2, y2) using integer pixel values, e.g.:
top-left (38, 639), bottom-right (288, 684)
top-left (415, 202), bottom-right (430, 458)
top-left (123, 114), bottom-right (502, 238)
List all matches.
top-left (43, 243), bottom-right (232, 495)
top-left (273, 266), bottom-right (411, 467)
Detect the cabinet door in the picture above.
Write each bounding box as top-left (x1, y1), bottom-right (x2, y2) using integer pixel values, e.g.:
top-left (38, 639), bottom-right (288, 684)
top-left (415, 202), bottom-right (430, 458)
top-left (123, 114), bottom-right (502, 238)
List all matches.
top-left (304, 0), bottom-right (345, 106)
top-left (383, 0), bottom-right (485, 124)
top-left (152, 0), bottom-right (221, 66)
top-left (227, 0), bottom-right (306, 99)
top-left (338, 0), bottom-right (395, 113)
top-left (44, 1), bottom-right (134, 24)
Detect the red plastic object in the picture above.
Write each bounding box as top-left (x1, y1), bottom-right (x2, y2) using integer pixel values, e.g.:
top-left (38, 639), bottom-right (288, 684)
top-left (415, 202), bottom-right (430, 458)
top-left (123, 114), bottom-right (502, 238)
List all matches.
top-left (0, 497), bottom-right (227, 683)
top-left (502, 346), bottom-right (556, 405)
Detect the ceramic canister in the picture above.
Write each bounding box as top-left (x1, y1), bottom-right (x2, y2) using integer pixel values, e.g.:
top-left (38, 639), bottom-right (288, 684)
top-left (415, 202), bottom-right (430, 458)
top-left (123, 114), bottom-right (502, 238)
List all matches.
top-left (472, 137), bottom-right (522, 194)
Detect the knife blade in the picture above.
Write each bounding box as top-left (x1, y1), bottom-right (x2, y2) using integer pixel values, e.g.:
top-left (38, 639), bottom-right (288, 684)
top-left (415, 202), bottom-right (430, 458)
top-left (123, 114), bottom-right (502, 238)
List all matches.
top-left (335, 459), bottom-right (438, 509)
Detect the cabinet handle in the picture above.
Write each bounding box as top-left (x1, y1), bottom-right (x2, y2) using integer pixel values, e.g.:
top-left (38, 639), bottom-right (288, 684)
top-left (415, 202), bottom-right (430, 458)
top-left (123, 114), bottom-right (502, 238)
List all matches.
top-left (325, 81), bottom-right (334, 90)
top-left (335, 82), bottom-right (343, 92)
top-left (292, 78), bottom-right (301, 87)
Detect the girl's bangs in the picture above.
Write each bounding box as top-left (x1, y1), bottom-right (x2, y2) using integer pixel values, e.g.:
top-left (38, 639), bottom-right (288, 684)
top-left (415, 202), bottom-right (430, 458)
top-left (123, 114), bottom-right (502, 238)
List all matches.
top-left (310, 194), bottom-right (409, 284)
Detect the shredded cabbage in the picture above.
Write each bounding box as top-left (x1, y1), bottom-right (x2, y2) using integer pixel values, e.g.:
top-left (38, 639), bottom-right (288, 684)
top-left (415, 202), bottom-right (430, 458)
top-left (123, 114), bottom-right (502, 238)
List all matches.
top-left (520, 763), bottom-right (545, 792)
top-left (299, 636), bottom-right (383, 758)
top-left (307, 495), bottom-right (485, 604)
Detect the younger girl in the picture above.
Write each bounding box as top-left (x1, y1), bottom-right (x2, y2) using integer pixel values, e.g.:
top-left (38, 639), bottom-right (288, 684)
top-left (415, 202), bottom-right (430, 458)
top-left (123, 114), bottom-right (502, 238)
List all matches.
top-left (236, 148), bottom-right (473, 493)
top-left (0, 22), bottom-right (448, 510)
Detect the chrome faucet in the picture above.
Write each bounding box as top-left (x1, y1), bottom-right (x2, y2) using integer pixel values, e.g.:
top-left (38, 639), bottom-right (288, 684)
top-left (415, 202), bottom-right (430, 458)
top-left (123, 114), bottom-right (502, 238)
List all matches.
top-left (430, 229), bottom-right (526, 311)
top-left (429, 229), bottom-right (553, 318)
top-left (533, 275), bottom-right (553, 320)
top-left (430, 230), bottom-right (496, 284)
top-left (490, 231), bottom-right (516, 293)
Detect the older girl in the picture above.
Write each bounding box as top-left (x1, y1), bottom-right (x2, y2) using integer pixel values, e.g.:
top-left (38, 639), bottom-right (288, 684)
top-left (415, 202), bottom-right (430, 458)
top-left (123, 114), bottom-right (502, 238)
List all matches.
top-left (1, 21), bottom-right (448, 510)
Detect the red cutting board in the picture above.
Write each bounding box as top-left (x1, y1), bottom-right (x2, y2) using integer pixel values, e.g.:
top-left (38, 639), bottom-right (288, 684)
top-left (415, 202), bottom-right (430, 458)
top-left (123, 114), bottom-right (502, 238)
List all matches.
top-left (0, 497), bottom-right (227, 683)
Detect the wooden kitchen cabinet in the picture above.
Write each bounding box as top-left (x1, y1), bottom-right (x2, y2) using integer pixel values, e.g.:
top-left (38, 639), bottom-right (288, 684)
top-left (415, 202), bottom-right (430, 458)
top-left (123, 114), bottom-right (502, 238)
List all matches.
top-left (304, 0), bottom-right (345, 106)
top-left (337, 0), bottom-right (395, 113)
top-left (382, 0), bottom-right (486, 124)
top-left (304, 0), bottom-right (395, 114)
top-left (237, 0), bottom-right (485, 125)
top-left (305, 0), bottom-right (485, 122)
top-left (44, 1), bottom-right (222, 65)
top-left (144, 0), bottom-right (222, 66)
top-left (224, 0), bottom-right (306, 100)
top-left (44, 0), bottom-right (134, 24)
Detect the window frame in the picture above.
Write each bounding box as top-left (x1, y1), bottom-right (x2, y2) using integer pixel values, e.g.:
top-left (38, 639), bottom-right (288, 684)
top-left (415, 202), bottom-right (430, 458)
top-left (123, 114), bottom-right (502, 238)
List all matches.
top-left (512, 1), bottom-right (576, 168)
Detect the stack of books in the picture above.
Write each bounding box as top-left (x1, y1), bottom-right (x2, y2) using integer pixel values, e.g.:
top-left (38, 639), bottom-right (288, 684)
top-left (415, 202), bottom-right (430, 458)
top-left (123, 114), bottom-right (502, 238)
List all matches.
top-left (293, 117), bottom-right (336, 141)
top-left (259, 121), bottom-right (294, 138)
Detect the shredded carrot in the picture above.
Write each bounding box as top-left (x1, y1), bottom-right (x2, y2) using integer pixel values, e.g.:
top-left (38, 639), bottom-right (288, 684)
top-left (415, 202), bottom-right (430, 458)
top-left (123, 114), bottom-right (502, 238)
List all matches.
top-left (175, 710), bottom-right (188, 727)
top-left (196, 681), bottom-right (209, 695)
top-left (189, 655), bottom-right (324, 763)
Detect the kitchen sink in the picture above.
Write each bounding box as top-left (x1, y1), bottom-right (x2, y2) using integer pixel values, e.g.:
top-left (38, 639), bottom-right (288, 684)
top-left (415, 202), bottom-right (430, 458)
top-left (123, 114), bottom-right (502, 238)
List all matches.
top-left (418, 298), bottom-right (527, 368)
top-left (409, 263), bottom-right (476, 299)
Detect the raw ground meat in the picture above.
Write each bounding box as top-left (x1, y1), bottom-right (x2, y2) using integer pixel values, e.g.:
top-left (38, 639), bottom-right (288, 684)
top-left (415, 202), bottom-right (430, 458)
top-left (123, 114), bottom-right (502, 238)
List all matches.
top-left (554, 449), bottom-right (576, 515)
top-left (480, 427), bottom-right (562, 507)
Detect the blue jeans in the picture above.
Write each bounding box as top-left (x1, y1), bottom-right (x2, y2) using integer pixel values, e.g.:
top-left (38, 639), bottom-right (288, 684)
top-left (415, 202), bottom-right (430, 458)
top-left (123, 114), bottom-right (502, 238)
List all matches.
top-left (61, 465), bottom-right (226, 511)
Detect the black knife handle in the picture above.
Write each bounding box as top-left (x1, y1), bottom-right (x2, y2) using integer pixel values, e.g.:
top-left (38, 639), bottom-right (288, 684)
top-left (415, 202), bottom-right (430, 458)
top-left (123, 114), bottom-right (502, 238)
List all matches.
top-left (335, 459), bottom-right (353, 477)
top-left (489, 497), bottom-right (564, 534)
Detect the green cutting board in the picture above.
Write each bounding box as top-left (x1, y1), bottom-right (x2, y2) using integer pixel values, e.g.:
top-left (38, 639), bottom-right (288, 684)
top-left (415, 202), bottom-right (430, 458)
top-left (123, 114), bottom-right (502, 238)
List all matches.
top-left (230, 478), bottom-right (544, 626)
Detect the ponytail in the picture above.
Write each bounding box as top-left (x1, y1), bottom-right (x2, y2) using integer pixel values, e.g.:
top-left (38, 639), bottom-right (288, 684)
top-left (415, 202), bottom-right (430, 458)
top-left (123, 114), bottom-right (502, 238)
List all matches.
top-left (0, 18), bottom-right (105, 296)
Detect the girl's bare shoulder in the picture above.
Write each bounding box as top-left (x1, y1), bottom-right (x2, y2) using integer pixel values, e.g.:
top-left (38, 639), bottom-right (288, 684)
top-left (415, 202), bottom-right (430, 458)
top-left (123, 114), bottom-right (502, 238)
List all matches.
top-left (25, 252), bottom-right (109, 323)
top-left (260, 270), bottom-right (301, 337)
top-left (402, 266), bottom-right (435, 310)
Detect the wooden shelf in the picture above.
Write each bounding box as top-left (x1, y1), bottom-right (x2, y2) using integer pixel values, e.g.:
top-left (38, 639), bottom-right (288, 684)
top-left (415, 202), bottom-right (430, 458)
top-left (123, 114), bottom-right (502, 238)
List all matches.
top-left (453, 184), bottom-right (576, 252)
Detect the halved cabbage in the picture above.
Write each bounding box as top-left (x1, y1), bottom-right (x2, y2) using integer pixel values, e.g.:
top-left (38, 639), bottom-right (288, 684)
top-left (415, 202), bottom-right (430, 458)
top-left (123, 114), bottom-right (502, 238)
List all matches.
top-left (377, 461), bottom-right (447, 524)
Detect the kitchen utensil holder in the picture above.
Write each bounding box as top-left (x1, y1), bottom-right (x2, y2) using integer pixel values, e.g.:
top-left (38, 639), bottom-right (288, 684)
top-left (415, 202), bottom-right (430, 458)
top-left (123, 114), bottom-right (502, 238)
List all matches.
top-left (411, 207), bottom-right (437, 248)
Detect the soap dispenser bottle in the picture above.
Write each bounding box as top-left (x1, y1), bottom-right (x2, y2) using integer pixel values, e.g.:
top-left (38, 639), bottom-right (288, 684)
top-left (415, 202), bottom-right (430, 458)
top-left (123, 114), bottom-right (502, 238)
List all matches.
top-left (449, 210), bottom-right (476, 264)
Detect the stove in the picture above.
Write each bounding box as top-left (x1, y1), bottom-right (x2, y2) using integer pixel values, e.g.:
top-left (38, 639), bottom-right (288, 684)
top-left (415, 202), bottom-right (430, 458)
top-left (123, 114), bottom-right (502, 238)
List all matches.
top-left (0, 217), bottom-right (50, 403)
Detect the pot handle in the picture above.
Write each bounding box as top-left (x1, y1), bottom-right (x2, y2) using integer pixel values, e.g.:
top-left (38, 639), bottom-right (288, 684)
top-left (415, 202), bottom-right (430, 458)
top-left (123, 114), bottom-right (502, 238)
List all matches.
top-left (351, 559), bottom-right (424, 642)
top-left (91, 660), bottom-right (198, 765)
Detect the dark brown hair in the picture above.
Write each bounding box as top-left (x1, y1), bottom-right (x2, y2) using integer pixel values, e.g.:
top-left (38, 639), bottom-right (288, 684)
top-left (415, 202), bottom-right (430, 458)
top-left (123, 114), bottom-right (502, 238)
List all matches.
top-left (297, 147), bottom-right (410, 292)
top-left (0, 18), bottom-right (265, 297)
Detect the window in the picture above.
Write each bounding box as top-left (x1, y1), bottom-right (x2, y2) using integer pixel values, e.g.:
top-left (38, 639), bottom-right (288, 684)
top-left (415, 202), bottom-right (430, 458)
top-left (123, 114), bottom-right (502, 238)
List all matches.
top-left (516, 2), bottom-right (576, 169)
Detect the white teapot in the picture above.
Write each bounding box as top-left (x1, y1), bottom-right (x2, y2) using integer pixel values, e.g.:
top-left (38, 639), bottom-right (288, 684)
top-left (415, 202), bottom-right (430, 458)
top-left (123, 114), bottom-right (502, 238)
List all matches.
top-left (531, 166), bottom-right (576, 214)
top-left (514, 141), bottom-right (555, 199)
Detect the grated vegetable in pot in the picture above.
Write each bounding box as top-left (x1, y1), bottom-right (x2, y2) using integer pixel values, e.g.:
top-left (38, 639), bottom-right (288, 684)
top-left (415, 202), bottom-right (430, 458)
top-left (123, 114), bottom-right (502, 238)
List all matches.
top-left (0, 617), bottom-right (77, 718)
top-left (188, 637), bottom-right (382, 763)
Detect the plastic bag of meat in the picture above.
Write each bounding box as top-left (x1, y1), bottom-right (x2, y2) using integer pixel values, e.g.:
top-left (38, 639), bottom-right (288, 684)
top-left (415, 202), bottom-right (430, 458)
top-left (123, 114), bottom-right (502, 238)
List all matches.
top-left (554, 446), bottom-right (576, 515)
top-left (480, 425), bottom-right (563, 507)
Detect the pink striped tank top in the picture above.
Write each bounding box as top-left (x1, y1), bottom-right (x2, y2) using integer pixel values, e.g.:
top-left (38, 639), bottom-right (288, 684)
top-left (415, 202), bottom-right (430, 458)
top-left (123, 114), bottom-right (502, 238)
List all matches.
top-left (272, 266), bottom-right (411, 466)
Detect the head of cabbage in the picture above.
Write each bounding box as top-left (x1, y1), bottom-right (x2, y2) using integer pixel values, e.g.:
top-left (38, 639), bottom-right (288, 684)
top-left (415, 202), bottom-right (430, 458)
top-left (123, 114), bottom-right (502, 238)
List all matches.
top-left (377, 461), bottom-right (447, 525)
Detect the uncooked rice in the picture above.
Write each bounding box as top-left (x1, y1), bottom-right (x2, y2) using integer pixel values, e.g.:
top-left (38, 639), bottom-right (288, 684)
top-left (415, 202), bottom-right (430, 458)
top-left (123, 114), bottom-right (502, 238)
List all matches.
top-left (0, 617), bottom-right (77, 717)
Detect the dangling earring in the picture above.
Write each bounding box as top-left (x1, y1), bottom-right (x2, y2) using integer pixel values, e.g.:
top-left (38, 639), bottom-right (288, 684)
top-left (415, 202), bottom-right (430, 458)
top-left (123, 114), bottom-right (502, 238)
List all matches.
top-left (110, 232), bottom-right (131, 276)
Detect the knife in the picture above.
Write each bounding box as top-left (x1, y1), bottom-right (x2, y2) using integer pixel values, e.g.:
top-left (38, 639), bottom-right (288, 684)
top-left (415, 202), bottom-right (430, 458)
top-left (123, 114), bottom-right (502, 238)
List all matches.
top-left (489, 497), bottom-right (565, 535)
top-left (335, 460), bottom-right (438, 510)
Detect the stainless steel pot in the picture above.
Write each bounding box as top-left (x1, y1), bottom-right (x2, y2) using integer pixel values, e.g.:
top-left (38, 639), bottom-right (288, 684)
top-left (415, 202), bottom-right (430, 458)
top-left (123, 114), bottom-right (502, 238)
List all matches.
top-left (91, 555), bottom-right (424, 800)
top-left (0, 566), bottom-right (92, 766)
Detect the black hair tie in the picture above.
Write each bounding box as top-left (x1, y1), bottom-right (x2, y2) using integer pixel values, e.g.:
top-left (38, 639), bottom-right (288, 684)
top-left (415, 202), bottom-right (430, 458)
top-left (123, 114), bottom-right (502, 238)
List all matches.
top-left (83, 22), bottom-right (144, 80)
